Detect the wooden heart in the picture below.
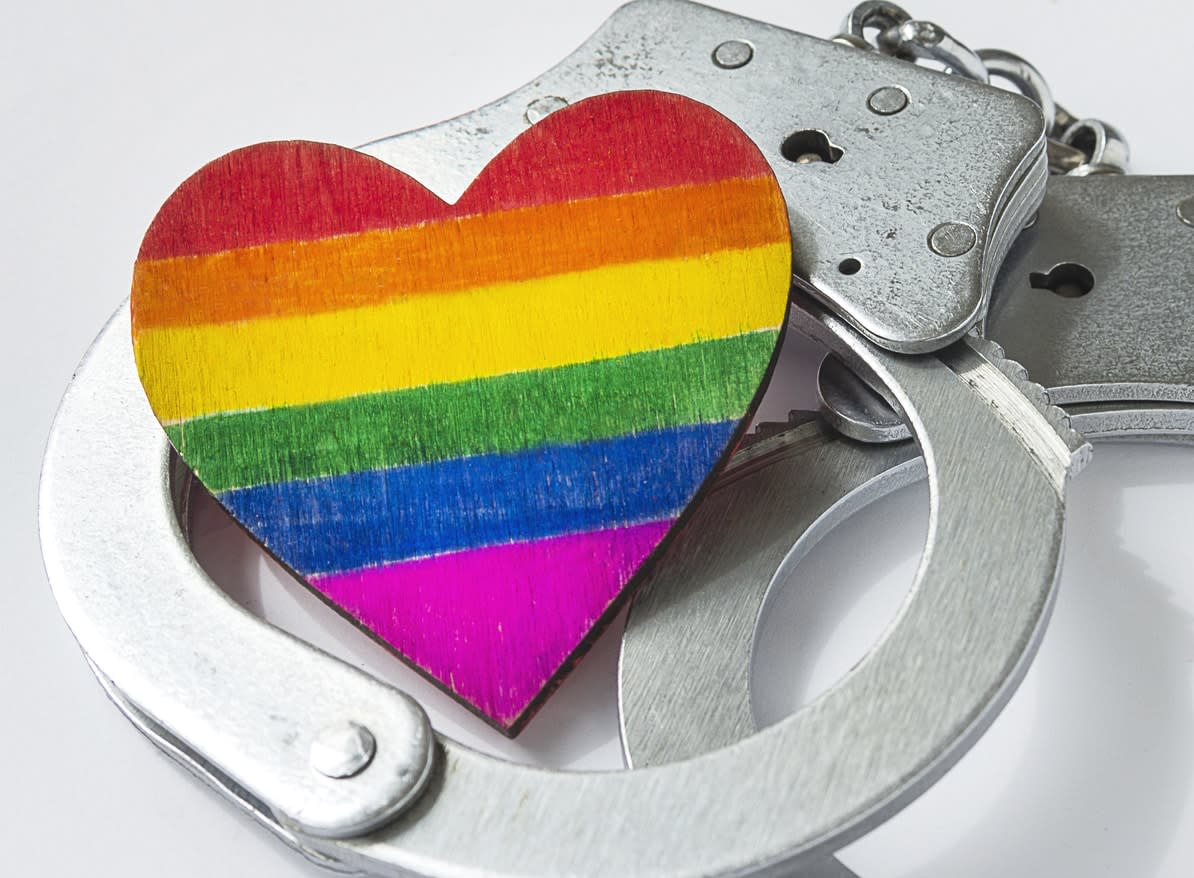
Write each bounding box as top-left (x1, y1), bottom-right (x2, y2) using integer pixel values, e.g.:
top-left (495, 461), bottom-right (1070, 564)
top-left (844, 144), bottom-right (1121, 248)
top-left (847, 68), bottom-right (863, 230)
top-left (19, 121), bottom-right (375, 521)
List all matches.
top-left (131, 91), bottom-right (791, 733)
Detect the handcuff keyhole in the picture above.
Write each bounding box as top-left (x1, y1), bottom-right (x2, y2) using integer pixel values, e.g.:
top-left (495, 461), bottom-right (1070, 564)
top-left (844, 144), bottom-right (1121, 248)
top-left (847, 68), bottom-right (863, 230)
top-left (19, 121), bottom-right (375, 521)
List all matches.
top-left (781, 129), bottom-right (843, 165)
top-left (1030, 262), bottom-right (1095, 298)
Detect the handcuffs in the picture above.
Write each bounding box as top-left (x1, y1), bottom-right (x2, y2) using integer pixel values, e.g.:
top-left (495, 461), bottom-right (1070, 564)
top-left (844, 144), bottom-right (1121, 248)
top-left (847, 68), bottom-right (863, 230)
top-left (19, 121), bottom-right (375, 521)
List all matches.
top-left (36, 1), bottom-right (1189, 875)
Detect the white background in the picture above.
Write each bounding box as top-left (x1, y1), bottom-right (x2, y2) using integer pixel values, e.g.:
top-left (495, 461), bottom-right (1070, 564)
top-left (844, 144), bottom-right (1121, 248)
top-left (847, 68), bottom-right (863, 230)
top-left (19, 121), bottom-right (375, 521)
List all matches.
top-left (4, 1), bottom-right (1194, 875)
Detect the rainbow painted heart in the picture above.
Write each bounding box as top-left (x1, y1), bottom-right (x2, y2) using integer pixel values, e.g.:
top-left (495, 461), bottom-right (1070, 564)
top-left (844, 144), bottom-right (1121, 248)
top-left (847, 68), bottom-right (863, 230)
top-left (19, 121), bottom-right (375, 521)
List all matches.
top-left (131, 91), bottom-right (791, 733)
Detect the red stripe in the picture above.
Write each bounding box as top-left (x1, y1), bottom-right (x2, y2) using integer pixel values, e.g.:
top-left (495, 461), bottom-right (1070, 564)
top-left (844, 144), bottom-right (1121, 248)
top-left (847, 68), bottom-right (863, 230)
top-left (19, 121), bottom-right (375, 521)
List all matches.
top-left (136, 141), bottom-right (447, 261)
top-left (460, 90), bottom-right (774, 213)
top-left (137, 91), bottom-right (775, 260)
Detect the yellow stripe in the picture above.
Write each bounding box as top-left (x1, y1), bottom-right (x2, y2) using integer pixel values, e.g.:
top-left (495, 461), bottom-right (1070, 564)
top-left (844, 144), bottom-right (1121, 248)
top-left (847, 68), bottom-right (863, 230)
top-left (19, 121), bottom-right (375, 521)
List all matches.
top-left (135, 243), bottom-right (791, 422)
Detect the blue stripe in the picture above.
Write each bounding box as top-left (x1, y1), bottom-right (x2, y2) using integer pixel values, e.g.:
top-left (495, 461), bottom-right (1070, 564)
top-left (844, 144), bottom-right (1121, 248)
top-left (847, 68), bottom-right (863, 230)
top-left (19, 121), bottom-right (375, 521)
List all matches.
top-left (218, 421), bottom-right (736, 576)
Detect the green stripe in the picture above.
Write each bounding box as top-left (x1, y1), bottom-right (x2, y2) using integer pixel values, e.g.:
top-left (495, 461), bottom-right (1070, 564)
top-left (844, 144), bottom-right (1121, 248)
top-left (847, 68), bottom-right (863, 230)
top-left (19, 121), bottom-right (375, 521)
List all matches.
top-left (168, 330), bottom-right (779, 492)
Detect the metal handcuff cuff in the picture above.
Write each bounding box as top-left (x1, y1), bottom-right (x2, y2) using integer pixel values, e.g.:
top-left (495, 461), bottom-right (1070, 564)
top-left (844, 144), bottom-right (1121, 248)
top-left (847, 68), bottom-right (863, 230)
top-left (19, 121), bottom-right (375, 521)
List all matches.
top-left (36, 1), bottom-right (1169, 875)
top-left (619, 175), bottom-right (1194, 878)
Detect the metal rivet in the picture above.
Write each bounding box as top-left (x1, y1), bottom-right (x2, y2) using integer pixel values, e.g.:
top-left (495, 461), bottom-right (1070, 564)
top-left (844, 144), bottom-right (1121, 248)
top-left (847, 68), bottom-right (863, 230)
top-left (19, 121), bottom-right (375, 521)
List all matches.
top-left (524, 96), bottom-right (569, 125)
top-left (928, 222), bottom-right (978, 257)
top-left (867, 86), bottom-right (909, 116)
top-left (1177, 196), bottom-right (1194, 228)
top-left (712, 40), bottom-right (753, 69)
top-left (310, 722), bottom-right (376, 779)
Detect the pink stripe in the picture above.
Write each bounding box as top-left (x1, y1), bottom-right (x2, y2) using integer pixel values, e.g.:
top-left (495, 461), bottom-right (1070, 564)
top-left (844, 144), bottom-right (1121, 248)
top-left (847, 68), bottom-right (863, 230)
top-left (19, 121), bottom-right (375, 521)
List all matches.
top-left (311, 520), bottom-right (673, 727)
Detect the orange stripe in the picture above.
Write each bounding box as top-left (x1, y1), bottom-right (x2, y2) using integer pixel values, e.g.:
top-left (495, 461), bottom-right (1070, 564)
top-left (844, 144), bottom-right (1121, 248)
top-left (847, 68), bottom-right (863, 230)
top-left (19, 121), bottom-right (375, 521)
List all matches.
top-left (131, 175), bottom-right (788, 331)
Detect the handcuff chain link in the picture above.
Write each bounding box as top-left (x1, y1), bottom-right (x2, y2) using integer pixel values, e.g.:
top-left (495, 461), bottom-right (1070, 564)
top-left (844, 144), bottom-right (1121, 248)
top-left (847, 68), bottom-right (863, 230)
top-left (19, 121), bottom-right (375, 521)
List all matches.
top-left (836, 1), bottom-right (1130, 176)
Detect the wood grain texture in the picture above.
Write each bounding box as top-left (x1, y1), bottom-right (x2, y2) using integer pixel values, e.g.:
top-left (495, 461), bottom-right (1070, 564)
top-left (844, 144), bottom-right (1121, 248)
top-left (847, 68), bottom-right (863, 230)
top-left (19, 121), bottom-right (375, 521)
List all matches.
top-left (130, 90), bottom-right (792, 733)
top-left (136, 247), bottom-right (787, 422)
top-left (133, 176), bottom-right (783, 328)
top-left (166, 332), bottom-right (778, 493)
